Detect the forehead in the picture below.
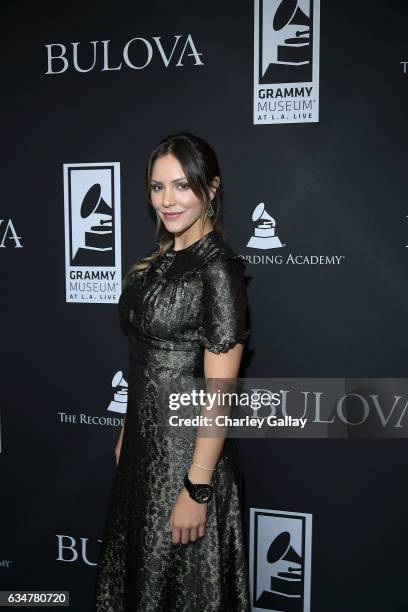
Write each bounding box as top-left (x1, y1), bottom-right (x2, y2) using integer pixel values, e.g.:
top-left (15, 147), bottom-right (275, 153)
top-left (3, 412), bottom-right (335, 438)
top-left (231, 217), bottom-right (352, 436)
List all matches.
top-left (151, 154), bottom-right (185, 181)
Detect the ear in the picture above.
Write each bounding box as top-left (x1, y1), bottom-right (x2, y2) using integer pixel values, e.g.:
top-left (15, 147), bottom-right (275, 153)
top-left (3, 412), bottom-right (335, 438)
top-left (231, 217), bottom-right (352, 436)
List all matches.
top-left (208, 175), bottom-right (220, 200)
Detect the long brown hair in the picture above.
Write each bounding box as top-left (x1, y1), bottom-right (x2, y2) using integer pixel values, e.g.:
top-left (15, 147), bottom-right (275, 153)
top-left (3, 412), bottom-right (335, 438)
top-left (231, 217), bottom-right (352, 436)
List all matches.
top-left (123, 132), bottom-right (224, 285)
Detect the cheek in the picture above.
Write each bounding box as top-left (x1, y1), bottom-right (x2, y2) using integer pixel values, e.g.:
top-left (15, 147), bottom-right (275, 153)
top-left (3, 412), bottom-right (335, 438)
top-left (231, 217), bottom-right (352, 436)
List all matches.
top-left (149, 189), bottom-right (201, 211)
top-left (178, 191), bottom-right (201, 209)
top-left (150, 191), bottom-right (161, 207)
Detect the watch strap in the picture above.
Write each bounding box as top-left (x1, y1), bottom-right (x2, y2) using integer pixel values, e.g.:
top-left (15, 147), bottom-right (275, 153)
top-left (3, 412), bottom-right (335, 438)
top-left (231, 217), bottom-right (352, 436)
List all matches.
top-left (183, 473), bottom-right (214, 503)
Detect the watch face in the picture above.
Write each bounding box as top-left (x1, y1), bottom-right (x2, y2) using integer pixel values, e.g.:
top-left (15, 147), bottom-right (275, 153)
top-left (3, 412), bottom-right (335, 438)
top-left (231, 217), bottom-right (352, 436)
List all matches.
top-left (195, 486), bottom-right (211, 503)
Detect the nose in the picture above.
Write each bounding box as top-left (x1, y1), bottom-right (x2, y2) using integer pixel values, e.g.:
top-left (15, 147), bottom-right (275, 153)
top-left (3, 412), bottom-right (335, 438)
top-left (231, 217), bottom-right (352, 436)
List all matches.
top-left (162, 194), bottom-right (173, 208)
top-left (161, 187), bottom-right (175, 208)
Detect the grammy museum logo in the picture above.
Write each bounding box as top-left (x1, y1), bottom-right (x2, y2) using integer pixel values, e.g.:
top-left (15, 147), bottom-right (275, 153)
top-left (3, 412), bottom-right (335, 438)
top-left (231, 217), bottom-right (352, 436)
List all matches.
top-left (253, 0), bottom-right (320, 125)
top-left (63, 162), bottom-right (122, 303)
top-left (249, 508), bottom-right (312, 611)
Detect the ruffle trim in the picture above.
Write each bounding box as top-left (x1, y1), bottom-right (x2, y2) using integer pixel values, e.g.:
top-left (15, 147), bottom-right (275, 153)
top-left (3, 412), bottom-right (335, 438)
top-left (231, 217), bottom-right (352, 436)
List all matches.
top-left (198, 327), bottom-right (251, 354)
top-left (164, 250), bottom-right (247, 280)
top-left (126, 268), bottom-right (149, 287)
top-left (126, 249), bottom-right (247, 285)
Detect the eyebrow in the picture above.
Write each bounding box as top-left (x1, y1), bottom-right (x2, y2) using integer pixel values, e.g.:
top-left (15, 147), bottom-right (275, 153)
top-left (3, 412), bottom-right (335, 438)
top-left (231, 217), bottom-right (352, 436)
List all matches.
top-left (150, 177), bottom-right (187, 184)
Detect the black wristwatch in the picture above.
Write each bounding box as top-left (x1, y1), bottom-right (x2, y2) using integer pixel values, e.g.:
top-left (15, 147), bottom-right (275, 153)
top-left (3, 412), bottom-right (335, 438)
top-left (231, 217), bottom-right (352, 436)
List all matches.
top-left (183, 474), bottom-right (214, 504)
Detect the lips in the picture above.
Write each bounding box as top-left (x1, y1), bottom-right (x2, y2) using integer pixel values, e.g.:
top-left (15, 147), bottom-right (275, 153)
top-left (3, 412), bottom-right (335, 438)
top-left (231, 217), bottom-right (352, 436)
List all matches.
top-left (163, 212), bottom-right (183, 219)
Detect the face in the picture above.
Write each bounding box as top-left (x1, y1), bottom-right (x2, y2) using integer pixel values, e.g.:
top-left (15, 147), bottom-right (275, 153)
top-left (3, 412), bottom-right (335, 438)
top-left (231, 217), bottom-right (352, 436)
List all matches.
top-left (149, 153), bottom-right (210, 235)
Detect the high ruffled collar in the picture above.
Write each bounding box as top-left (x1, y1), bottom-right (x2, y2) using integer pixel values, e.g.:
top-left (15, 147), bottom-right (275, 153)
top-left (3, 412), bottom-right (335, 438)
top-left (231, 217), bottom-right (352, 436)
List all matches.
top-left (131, 229), bottom-right (247, 282)
top-left (166, 229), bottom-right (217, 256)
top-left (159, 230), bottom-right (246, 279)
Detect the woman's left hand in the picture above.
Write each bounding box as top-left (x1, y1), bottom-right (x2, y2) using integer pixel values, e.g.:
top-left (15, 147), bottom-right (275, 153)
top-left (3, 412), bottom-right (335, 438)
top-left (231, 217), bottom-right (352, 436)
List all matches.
top-left (168, 487), bottom-right (207, 545)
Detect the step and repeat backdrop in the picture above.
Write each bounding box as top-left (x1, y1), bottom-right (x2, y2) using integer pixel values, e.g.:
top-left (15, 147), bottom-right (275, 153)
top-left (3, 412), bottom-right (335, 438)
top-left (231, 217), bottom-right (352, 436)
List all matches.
top-left (2, 1), bottom-right (408, 610)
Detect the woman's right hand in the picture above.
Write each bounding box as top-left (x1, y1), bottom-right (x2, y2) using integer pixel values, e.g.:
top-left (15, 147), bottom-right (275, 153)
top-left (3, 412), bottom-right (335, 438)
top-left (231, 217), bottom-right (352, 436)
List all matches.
top-left (115, 426), bottom-right (124, 466)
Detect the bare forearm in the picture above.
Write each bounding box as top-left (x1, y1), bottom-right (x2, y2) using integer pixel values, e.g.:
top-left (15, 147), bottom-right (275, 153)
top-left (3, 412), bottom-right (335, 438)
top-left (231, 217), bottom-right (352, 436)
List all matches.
top-left (188, 387), bottom-right (232, 484)
top-left (188, 345), bottom-right (243, 484)
top-left (188, 435), bottom-right (226, 484)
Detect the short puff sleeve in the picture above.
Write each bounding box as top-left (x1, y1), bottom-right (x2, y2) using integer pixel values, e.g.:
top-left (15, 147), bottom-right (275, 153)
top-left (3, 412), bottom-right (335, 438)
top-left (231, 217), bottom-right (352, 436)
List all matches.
top-left (198, 254), bottom-right (250, 354)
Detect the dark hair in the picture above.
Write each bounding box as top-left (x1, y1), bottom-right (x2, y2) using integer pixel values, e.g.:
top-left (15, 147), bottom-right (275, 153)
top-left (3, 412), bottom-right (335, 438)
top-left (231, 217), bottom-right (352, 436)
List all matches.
top-left (124, 132), bottom-right (224, 283)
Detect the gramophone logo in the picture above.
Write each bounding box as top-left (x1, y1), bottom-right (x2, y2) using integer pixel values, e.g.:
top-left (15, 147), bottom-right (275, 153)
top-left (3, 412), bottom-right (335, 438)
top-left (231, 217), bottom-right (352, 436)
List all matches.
top-left (253, 0), bottom-right (320, 124)
top-left (58, 368), bottom-right (126, 426)
top-left (107, 370), bottom-right (128, 414)
top-left (247, 202), bottom-right (284, 249)
top-left (63, 162), bottom-right (122, 303)
top-left (249, 508), bottom-right (312, 611)
top-left (243, 201), bottom-right (346, 266)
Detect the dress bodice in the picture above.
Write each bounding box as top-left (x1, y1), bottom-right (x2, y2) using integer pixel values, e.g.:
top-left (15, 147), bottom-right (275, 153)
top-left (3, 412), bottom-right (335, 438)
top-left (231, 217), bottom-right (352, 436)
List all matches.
top-left (118, 229), bottom-right (250, 361)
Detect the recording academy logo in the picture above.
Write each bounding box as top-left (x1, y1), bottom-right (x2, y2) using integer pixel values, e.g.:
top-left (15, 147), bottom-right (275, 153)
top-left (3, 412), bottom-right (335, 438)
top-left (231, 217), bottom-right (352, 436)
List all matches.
top-left (253, 0), bottom-right (320, 125)
top-left (107, 370), bottom-right (128, 414)
top-left (58, 369), bottom-right (126, 426)
top-left (63, 163), bottom-right (121, 304)
top-left (45, 35), bottom-right (203, 74)
top-left (249, 508), bottom-right (312, 611)
top-left (242, 202), bottom-right (346, 266)
top-left (247, 202), bottom-right (284, 249)
top-left (0, 219), bottom-right (23, 248)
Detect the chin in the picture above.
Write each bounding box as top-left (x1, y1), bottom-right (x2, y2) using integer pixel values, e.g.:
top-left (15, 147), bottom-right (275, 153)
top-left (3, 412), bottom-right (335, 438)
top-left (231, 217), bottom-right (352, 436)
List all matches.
top-left (162, 220), bottom-right (182, 232)
top-left (162, 218), bottom-right (194, 234)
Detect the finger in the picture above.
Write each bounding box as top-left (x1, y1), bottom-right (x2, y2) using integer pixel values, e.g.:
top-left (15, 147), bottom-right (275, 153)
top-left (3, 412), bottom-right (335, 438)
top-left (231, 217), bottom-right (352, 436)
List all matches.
top-left (189, 527), bottom-right (198, 543)
top-left (198, 524), bottom-right (205, 538)
top-left (172, 527), bottom-right (181, 545)
top-left (168, 512), bottom-right (173, 531)
top-left (181, 529), bottom-right (190, 545)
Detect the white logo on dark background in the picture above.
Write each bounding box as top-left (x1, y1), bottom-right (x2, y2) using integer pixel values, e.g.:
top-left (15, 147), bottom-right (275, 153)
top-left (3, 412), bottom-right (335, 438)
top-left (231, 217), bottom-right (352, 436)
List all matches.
top-left (56, 535), bottom-right (101, 566)
top-left (0, 220), bottom-right (23, 248)
top-left (58, 368), bottom-right (126, 426)
top-left (253, 0), bottom-right (320, 124)
top-left (63, 162), bottom-right (121, 303)
top-left (249, 508), bottom-right (312, 611)
top-left (45, 35), bottom-right (203, 74)
top-left (107, 371), bottom-right (128, 414)
top-left (242, 201), bottom-right (346, 266)
top-left (247, 202), bottom-right (284, 249)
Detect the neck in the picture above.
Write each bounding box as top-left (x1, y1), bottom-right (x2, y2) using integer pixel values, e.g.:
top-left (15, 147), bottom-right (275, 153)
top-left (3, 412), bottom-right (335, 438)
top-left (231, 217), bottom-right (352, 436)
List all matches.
top-left (172, 219), bottom-right (214, 251)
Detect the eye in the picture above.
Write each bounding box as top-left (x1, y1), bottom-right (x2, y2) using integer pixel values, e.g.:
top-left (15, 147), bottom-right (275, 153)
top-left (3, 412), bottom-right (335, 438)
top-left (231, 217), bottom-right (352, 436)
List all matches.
top-left (151, 185), bottom-right (162, 192)
top-left (177, 183), bottom-right (190, 190)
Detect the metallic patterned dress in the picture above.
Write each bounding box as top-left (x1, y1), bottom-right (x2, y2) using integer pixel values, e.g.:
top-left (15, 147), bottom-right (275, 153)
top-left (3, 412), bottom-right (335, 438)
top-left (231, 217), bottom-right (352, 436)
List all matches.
top-left (93, 229), bottom-right (251, 611)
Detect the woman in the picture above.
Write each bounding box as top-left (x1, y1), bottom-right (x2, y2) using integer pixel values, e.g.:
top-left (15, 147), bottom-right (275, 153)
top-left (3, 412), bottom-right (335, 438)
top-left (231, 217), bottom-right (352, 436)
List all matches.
top-left (93, 132), bottom-right (251, 611)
